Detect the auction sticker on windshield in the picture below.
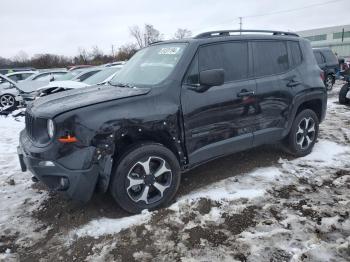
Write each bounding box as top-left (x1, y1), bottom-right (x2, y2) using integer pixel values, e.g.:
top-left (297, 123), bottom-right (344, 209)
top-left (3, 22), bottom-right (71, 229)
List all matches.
top-left (158, 47), bottom-right (181, 55)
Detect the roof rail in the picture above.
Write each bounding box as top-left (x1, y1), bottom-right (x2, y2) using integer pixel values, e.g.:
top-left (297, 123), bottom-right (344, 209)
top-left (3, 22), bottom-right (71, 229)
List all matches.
top-left (195, 30), bottom-right (299, 39)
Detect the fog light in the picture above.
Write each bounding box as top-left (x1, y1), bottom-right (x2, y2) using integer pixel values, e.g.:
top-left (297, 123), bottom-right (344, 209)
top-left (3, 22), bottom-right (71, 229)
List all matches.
top-left (59, 177), bottom-right (69, 191)
top-left (38, 161), bottom-right (55, 167)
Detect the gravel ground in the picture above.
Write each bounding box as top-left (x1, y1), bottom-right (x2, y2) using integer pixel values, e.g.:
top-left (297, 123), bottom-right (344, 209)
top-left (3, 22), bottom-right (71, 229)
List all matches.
top-left (0, 82), bottom-right (349, 262)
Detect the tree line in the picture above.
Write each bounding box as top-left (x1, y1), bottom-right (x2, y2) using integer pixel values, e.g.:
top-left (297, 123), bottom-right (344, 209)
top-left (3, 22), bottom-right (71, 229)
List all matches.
top-left (0, 26), bottom-right (192, 69)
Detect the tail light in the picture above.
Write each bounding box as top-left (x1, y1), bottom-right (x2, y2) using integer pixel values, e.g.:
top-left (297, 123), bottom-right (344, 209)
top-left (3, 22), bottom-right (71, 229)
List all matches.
top-left (320, 71), bottom-right (325, 81)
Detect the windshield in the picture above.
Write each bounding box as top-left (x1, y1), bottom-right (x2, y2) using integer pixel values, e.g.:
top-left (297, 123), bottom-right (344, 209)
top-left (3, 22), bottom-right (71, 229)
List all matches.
top-left (110, 43), bottom-right (187, 87)
top-left (83, 67), bottom-right (121, 85)
top-left (55, 69), bottom-right (84, 81)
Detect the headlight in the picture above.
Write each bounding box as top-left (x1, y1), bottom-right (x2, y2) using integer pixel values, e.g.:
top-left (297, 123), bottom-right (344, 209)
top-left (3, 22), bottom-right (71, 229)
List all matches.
top-left (47, 119), bottom-right (55, 138)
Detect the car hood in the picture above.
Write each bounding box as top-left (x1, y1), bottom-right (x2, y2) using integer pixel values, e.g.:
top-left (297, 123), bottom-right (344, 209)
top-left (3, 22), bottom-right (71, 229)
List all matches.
top-left (30, 84), bottom-right (151, 118)
top-left (16, 80), bottom-right (49, 93)
top-left (37, 80), bottom-right (89, 91)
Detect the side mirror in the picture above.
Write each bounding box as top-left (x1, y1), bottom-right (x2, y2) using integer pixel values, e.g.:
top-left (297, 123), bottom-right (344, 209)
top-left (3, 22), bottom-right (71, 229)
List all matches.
top-left (191, 69), bottom-right (224, 92)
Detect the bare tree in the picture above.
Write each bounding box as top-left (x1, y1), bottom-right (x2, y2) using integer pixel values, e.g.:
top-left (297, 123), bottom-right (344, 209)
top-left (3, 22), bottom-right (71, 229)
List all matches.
top-left (12, 51), bottom-right (29, 64)
top-left (115, 43), bottom-right (138, 61)
top-left (130, 25), bottom-right (144, 49)
top-left (174, 28), bottom-right (192, 39)
top-left (130, 24), bottom-right (162, 48)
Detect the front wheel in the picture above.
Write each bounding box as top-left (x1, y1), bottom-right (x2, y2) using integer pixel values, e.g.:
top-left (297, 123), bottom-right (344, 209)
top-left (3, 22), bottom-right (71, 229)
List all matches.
top-left (110, 143), bottom-right (181, 214)
top-left (0, 94), bottom-right (17, 108)
top-left (339, 84), bottom-right (350, 105)
top-left (325, 75), bottom-right (334, 91)
top-left (285, 109), bottom-right (319, 157)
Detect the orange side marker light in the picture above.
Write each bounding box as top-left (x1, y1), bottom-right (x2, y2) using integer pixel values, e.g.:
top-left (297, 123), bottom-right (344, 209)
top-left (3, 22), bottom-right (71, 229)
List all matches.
top-left (58, 135), bottom-right (78, 143)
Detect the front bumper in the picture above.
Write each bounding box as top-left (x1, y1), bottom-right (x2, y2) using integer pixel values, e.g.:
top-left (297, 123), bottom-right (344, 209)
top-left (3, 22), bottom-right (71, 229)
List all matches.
top-left (18, 131), bottom-right (99, 203)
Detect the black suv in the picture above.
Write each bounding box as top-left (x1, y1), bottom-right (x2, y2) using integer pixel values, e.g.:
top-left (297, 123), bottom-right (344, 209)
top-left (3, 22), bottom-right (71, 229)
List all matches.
top-left (313, 47), bottom-right (338, 90)
top-left (18, 30), bottom-right (327, 213)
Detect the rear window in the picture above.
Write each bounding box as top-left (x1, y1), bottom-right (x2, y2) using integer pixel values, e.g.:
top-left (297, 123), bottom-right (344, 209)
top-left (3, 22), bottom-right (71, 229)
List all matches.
top-left (252, 41), bottom-right (289, 77)
top-left (289, 41), bottom-right (303, 67)
top-left (313, 51), bottom-right (325, 64)
top-left (323, 50), bottom-right (338, 64)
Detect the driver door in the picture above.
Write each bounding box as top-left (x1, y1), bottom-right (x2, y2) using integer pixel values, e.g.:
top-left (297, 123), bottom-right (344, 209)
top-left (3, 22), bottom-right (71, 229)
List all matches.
top-left (181, 41), bottom-right (256, 165)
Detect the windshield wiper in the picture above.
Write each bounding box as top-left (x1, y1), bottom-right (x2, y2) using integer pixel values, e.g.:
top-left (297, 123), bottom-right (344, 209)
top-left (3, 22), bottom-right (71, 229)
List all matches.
top-left (108, 81), bottom-right (134, 88)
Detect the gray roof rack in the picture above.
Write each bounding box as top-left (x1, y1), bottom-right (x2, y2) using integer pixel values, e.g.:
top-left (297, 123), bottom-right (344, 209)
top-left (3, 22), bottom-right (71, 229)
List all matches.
top-left (195, 30), bottom-right (299, 38)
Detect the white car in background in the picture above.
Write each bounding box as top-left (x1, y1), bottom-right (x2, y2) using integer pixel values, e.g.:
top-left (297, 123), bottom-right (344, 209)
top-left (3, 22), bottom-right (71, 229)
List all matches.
top-left (37, 65), bottom-right (123, 97)
top-left (0, 74), bottom-right (23, 108)
top-left (6, 71), bottom-right (37, 82)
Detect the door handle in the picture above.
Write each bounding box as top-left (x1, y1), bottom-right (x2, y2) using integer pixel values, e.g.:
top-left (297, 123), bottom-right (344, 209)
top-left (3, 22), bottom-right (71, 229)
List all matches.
top-left (237, 90), bottom-right (255, 97)
top-left (286, 80), bottom-right (301, 87)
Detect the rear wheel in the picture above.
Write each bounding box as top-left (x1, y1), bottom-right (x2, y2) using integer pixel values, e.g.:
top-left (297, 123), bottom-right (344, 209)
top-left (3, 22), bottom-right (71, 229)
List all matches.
top-left (339, 84), bottom-right (350, 105)
top-left (285, 109), bottom-right (319, 157)
top-left (325, 75), bottom-right (334, 91)
top-left (0, 94), bottom-right (17, 108)
top-left (110, 143), bottom-right (181, 214)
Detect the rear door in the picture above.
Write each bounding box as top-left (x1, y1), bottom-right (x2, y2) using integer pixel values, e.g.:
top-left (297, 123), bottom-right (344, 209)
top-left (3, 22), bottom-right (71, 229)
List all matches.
top-left (251, 40), bottom-right (299, 145)
top-left (313, 50), bottom-right (326, 70)
top-left (181, 41), bottom-right (257, 165)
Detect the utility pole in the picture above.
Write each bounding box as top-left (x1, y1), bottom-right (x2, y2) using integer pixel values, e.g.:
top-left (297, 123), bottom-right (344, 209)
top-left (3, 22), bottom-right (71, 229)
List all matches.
top-left (239, 17), bottom-right (243, 34)
top-left (111, 45), bottom-right (115, 58)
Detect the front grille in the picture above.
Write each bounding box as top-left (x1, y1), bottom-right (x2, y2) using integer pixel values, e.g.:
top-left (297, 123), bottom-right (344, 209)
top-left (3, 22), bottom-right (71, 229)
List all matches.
top-left (25, 110), bottom-right (50, 144)
top-left (25, 110), bottom-right (35, 140)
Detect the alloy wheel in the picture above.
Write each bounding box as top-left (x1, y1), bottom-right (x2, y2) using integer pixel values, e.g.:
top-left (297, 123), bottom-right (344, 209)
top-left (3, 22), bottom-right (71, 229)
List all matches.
top-left (0, 95), bottom-right (15, 107)
top-left (326, 76), bottom-right (333, 90)
top-left (296, 117), bottom-right (316, 150)
top-left (126, 156), bottom-right (172, 204)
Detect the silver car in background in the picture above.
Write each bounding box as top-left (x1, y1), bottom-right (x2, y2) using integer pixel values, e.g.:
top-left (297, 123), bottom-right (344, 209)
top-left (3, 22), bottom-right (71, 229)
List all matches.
top-left (0, 74), bottom-right (22, 108)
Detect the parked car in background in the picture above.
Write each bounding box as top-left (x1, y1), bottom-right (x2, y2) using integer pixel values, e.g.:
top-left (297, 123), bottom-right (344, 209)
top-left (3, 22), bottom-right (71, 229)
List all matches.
top-left (18, 30), bottom-right (327, 213)
top-left (23, 70), bottom-right (68, 82)
top-left (0, 74), bottom-right (22, 108)
top-left (6, 71), bottom-right (37, 82)
top-left (55, 67), bottom-right (101, 82)
top-left (339, 68), bottom-right (350, 105)
top-left (0, 67), bottom-right (36, 75)
top-left (68, 65), bottom-right (92, 71)
top-left (36, 65), bottom-right (122, 97)
top-left (313, 48), bottom-right (338, 90)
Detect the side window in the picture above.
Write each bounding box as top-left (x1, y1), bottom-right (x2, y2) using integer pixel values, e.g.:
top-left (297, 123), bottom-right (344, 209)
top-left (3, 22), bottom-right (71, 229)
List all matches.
top-left (185, 55), bottom-right (199, 85)
top-left (198, 42), bottom-right (249, 82)
top-left (253, 41), bottom-right (289, 77)
top-left (78, 70), bottom-right (99, 81)
top-left (289, 41), bottom-right (303, 67)
top-left (314, 51), bottom-right (324, 64)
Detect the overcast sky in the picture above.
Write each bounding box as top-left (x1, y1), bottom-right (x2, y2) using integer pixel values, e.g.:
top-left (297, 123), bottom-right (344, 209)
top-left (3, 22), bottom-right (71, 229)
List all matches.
top-left (1, 0), bottom-right (349, 59)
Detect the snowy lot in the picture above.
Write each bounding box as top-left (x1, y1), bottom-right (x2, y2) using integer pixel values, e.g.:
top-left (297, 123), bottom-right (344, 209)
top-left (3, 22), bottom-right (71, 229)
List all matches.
top-left (0, 83), bottom-right (349, 262)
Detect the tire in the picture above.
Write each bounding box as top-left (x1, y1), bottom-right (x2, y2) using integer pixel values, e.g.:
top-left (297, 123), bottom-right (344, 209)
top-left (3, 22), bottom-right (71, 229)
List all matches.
top-left (339, 84), bottom-right (350, 105)
top-left (285, 109), bottom-right (319, 157)
top-left (325, 74), bottom-right (334, 91)
top-left (0, 94), bottom-right (17, 108)
top-left (110, 143), bottom-right (181, 214)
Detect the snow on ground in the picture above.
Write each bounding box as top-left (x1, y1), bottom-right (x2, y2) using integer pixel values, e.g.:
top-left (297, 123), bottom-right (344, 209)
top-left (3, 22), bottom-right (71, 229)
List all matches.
top-left (0, 116), bottom-right (49, 261)
top-left (0, 82), bottom-right (349, 261)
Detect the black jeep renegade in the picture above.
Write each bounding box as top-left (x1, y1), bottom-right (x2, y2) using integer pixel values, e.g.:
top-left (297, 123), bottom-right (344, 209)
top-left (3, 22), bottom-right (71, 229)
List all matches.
top-left (18, 30), bottom-right (327, 213)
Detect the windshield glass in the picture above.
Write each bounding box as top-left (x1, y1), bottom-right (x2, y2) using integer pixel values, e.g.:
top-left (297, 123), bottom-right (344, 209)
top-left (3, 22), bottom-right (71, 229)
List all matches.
top-left (83, 67), bottom-right (121, 85)
top-left (55, 71), bottom-right (81, 81)
top-left (110, 43), bottom-right (187, 87)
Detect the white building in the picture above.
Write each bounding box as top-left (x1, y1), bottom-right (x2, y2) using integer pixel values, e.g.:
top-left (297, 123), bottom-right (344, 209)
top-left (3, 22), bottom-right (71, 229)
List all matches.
top-left (297, 24), bottom-right (350, 58)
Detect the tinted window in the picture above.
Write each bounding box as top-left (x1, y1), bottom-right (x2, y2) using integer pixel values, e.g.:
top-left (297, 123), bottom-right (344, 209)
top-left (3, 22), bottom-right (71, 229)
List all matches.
top-left (198, 42), bottom-right (249, 82)
top-left (314, 51), bottom-right (324, 64)
top-left (253, 41), bottom-right (289, 77)
top-left (289, 41), bottom-right (302, 67)
top-left (323, 50), bottom-right (338, 64)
